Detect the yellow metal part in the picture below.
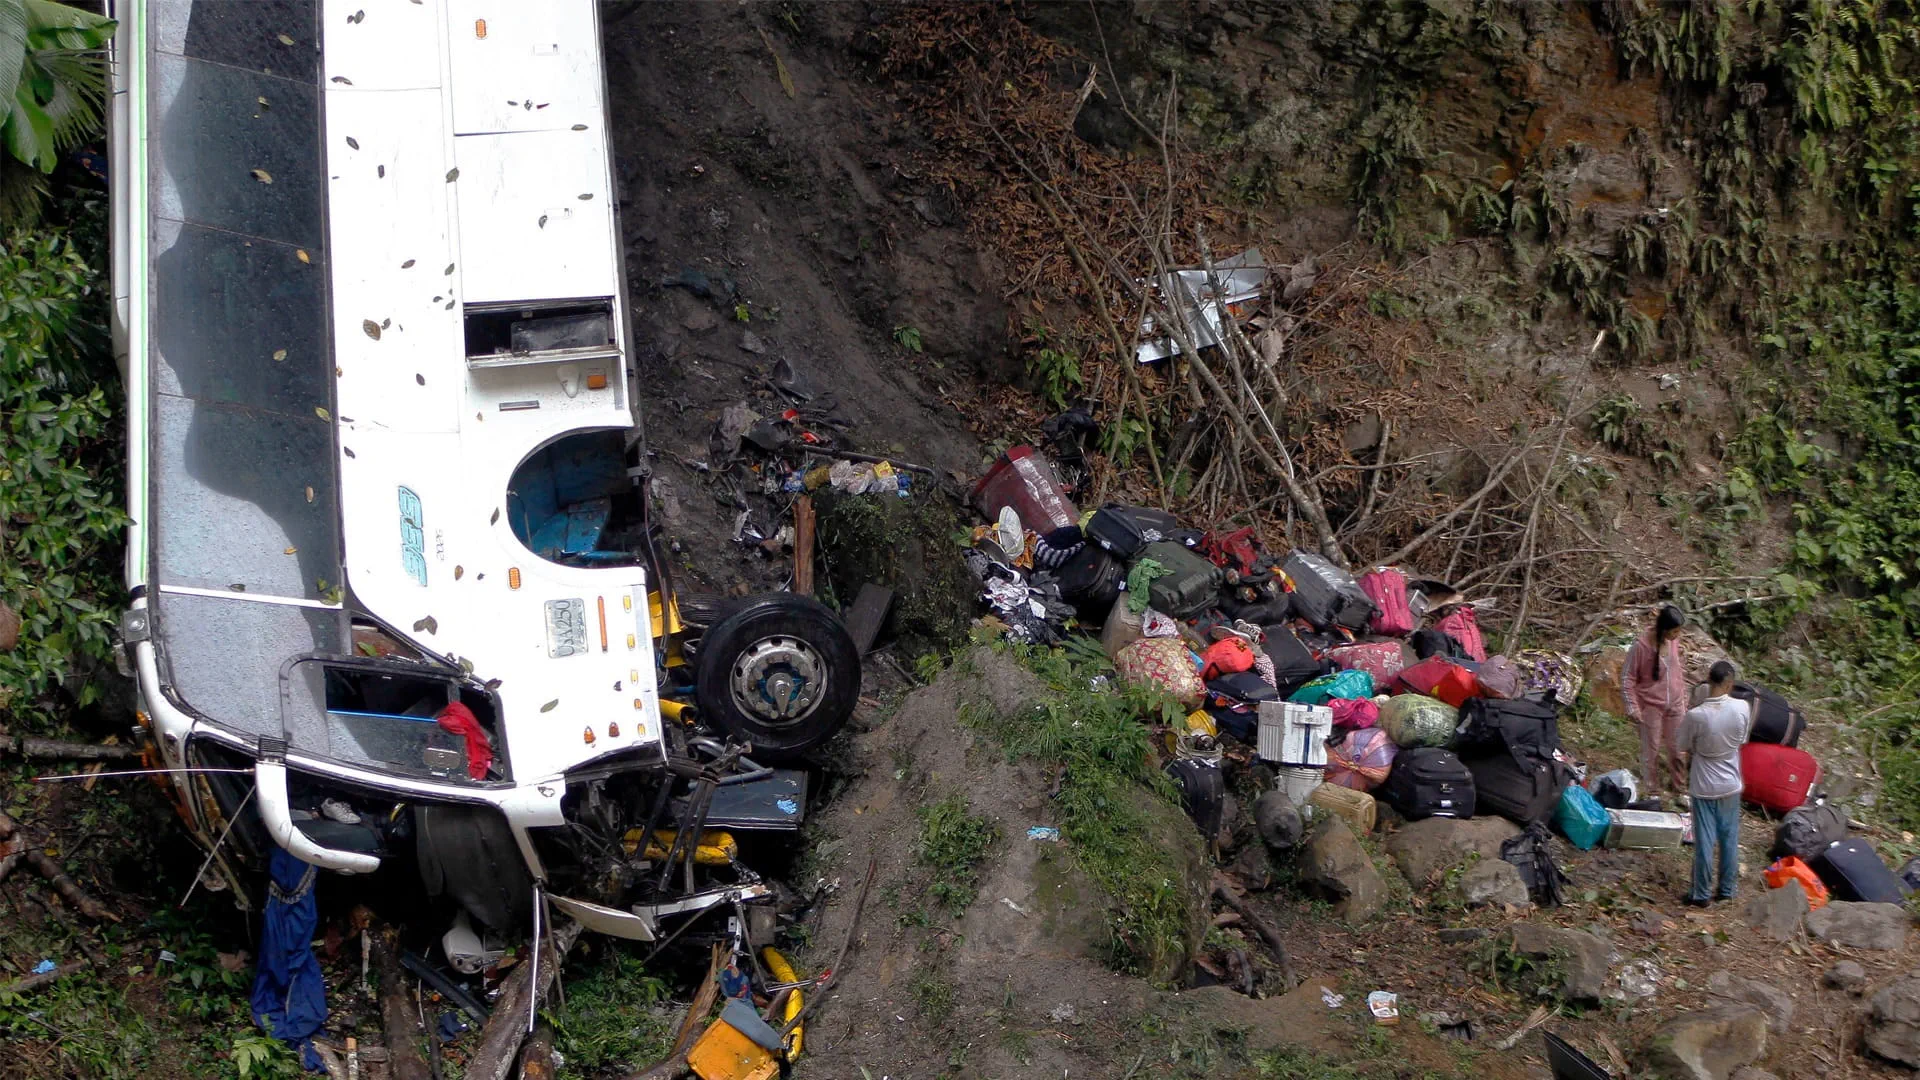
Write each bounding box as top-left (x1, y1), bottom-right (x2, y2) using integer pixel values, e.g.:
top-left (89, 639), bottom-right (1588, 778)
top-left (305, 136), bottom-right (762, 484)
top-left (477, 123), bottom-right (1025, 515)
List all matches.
top-left (686, 1017), bottom-right (778, 1080)
top-left (759, 947), bottom-right (804, 1059)
top-left (660, 698), bottom-right (695, 724)
top-left (624, 828), bottom-right (738, 865)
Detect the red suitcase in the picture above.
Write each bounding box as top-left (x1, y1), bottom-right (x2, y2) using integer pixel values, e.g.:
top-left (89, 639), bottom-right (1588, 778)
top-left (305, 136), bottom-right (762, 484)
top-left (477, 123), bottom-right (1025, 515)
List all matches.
top-left (1742, 743), bottom-right (1820, 813)
top-left (1360, 567), bottom-right (1414, 637)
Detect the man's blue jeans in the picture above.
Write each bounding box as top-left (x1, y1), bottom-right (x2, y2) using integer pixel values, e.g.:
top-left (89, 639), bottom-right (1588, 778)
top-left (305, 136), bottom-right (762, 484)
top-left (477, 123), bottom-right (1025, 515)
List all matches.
top-left (1691, 793), bottom-right (1741, 901)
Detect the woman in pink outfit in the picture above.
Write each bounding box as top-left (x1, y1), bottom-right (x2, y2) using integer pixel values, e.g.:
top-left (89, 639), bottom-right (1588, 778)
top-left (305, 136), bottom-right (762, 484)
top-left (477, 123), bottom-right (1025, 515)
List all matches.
top-left (1623, 605), bottom-right (1689, 796)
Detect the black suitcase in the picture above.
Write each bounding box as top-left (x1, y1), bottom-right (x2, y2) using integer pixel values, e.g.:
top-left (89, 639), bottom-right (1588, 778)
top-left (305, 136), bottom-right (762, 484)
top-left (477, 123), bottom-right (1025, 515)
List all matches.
top-left (1461, 749), bottom-right (1567, 825)
top-left (1261, 625), bottom-right (1325, 697)
top-left (1086, 505), bottom-right (1179, 560)
top-left (1137, 541), bottom-right (1224, 618)
top-left (1453, 696), bottom-right (1563, 760)
top-left (1381, 747), bottom-right (1476, 821)
top-left (1051, 545), bottom-right (1123, 620)
top-left (1165, 758), bottom-right (1226, 840)
top-left (1204, 673), bottom-right (1278, 742)
top-left (1733, 681), bottom-right (1807, 747)
top-left (1282, 551), bottom-right (1376, 631)
top-left (1771, 801), bottom-right (1849, 861)
top-left (1812, 838), bottom-right (1910, 903)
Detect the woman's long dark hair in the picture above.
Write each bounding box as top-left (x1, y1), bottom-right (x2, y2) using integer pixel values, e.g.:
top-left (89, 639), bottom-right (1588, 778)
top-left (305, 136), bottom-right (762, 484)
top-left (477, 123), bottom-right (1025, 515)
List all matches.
top-left (1651, 605), bottom-right (1686, 677)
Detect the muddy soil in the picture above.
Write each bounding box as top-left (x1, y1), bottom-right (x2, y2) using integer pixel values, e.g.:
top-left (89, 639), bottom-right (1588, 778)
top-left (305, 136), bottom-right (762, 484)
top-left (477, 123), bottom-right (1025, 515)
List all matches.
top-left (601, 1), bottom-right (1003, 599)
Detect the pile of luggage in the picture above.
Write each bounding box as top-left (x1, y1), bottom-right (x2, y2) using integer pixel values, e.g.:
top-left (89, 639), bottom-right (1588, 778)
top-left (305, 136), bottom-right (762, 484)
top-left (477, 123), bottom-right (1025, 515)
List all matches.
top-left (964, 454), bottom-right (1910, 905)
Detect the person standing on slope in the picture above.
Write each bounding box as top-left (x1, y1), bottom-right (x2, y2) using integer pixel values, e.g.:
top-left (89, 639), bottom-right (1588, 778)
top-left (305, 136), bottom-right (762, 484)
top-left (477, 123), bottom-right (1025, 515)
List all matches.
top-left (1679, 660), bottom-right (1752, 905)
top-left (1623, 604), bottom-right (1689, 800)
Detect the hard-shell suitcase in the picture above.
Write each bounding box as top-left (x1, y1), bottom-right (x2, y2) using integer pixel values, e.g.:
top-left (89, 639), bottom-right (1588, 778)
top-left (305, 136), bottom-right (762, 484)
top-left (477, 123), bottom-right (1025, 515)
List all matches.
top-left (1812, 838), bottom-right (1909, 904)
top-left (1137, 541), bottom-right (1225, 619)
top-left (1327, 640), bottom-right (1407, 685)
top-left (1772, 801), bottom-right (1848, 861)
top-left (1359, 566), bottom-right (1414, 637)
top-left (1380, 747), bottom-right (1476, 821)
top-left (1282, 551), bottom-right (1376, 631)
top-left (1086, 505), bottom-right (1179, 560)
top-left (1734, 681), bottom-right (1807, 748)
top-left (1603, 809), bottom-right (1687, 850)
top-left (1741, 742), bottom-right (1820, 813)
top-left (1555, 783), bottom-right (1610, 850)
top-left (1463, 749), bottom-right (1567, 826)
top-left (1261, 625), bottom-right (1325, 697)
top-left (1051, 545), bottom-right (1123, 620)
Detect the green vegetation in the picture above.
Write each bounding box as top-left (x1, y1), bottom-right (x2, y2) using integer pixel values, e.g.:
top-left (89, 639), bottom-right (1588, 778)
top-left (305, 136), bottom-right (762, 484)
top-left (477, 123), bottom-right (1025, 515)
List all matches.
top-left (892, 323), bottom-right (924, 353)
top-left (0, 0), bottom-right (116, 220)
top-left (962, 642), bottom-right (1203, 983)
top-left (814, 489), bottom-right (975, 657)
top-left (915, 793), bottom-right (999, 915)
top-left (544, 949), bottom-right (677, 1073)
top-left (0, 226), bottom-right (125, 724)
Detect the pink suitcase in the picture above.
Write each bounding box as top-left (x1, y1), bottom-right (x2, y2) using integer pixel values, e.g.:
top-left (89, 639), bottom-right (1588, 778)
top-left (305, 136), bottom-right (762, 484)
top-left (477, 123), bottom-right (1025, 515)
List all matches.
top-left (1328, 641), bottom-right (1406, 685)
top-left (1360, 567), bottom-right (1414, 637)
top-left (1433, 605), bottom-right (1487, 661)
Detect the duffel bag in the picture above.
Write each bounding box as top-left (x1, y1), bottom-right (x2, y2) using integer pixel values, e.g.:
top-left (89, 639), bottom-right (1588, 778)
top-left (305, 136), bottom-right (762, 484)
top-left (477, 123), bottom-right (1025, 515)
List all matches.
top-left (1283, 551), bottom-right (1375, 631)
top-left (1115, 637), bottom-right (1204, 707)
top-left (1137, 541), bottom-right (1225, 619)
top-left (1733, 681), bottom-right (1807, 747)
top-left (1741, 742), bottom-right (1820, 813)
top-left (1772, 801), bottom-right (1848, 861)
top-left (1086, 504), bottom-right (1179, 560)
top-left (1453, 696), bottom-right (1563, 760)
top-left (1380, 747), bottom-right (1475, 821)
top-left (1360, 566), bottom-right (1414, 637)
top-left (1395, 656), bottom-right (1479, 708)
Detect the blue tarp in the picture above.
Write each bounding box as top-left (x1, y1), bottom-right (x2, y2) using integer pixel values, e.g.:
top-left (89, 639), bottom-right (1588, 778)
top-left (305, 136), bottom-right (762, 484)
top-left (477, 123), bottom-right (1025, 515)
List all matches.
top-left (250, 846), bottom-right (326, 1071)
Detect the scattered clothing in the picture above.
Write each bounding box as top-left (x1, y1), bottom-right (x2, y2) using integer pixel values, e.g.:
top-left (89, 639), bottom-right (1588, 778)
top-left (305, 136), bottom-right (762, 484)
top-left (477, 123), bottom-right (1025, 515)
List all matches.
top-left (436, 702), bottom-right (493, 781)
top-left (251, 847), bottom-right (327, 1071)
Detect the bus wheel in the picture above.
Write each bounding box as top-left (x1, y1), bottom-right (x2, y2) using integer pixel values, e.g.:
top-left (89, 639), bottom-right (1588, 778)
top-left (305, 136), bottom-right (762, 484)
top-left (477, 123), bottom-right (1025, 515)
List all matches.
top-left (694, 594), bottom-right (859, 762)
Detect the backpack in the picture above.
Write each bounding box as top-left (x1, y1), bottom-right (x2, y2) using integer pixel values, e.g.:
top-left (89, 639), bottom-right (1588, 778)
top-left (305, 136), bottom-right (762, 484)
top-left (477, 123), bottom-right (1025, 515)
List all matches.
top-left (1771, 801), bottom-right (1848, 862)
top-left (1453, 696), bottom-right (1563, 761)
top-left (1431, 605), bottom-right (1487, 661)
top-left (1500, 822), bottom-right (1568, 907)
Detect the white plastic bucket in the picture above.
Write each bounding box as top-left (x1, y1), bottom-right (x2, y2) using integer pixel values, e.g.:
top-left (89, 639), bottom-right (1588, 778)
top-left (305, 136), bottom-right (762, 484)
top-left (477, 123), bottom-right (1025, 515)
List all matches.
top-left (1277, 765), bottom-right (1324, 807)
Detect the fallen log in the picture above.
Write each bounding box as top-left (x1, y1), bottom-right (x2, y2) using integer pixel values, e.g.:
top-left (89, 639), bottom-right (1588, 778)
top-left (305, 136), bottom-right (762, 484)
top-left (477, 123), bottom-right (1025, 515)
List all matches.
top-left (0, 811), bottom-right (118, 922)
top-left (1211, 873), bottom-right (1296, 991)
top-left (519, 1022), bottom-right (556, 1080)
top-left (0, 958), bottom-right (91, 995)
top-left (0, 736), bottom-right (140, 762)
top-left (463, 920), bottom-right (582, 1080)
top-left (370, 922), bottom-right (430, 1080)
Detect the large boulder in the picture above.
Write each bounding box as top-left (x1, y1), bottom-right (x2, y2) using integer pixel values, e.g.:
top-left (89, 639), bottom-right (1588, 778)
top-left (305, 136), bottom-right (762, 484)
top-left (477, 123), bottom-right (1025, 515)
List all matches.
top-left (1866, 973), bottom-right (1920, 1067)
top-left (1298, 817), bottom-right (1386, 922)
top-left (1458, 858), bottom-right (1530, 908)
top-left (1507, 923), bottom-right (1610, 1002)
top-left (1641, 1006), bottom-right (1769, 1080)
top-left (1705, 971), bottom-right (1794, 1034)
top-left (1741, 882), bottom-right (1808, 942)
top-left (1583, 647), bottom-right (1628, 718)
top-left (1806, 901), bottom-right (1911, 951)
top-left (1385, 815), bottom-right (1520, 885)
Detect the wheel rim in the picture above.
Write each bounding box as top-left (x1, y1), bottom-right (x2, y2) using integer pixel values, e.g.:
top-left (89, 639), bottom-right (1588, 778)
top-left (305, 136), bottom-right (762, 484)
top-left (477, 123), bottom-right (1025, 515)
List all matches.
top-left (728, 634), bottom-right (826, 726)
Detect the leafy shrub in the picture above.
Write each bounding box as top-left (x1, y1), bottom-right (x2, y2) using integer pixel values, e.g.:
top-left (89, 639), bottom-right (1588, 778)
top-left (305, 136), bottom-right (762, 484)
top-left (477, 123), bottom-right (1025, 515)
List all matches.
top-left (0, 228), bottom-right (125, 723)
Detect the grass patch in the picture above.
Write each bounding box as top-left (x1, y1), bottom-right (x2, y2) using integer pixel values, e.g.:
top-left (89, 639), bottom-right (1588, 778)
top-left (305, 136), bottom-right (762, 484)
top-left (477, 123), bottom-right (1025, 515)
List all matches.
top-left (544, 948), bottom-right (676, 1073)
top-left (960, 642), bottom-right (1203, 983)
top-left (915, 794), bottom-right (998, 916)
top-left (1560, 693), bottom-right (1639, 774)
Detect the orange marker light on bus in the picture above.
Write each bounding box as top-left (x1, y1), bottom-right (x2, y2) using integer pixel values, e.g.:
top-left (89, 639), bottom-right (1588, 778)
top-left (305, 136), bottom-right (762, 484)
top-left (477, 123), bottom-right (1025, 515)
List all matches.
top-left (507, 567), bottom-right (521, 590)
top-left (475, 18), bottom-right (487, 38)
top-left (608, 722), bottom-right (620, 738)
top-left (582, 726), bottom-right (595, 746)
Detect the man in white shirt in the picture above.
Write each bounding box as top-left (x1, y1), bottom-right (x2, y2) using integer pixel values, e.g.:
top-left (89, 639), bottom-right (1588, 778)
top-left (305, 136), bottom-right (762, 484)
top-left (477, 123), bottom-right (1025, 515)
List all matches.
top-left (1678, 660), bottom-right (1752, 905)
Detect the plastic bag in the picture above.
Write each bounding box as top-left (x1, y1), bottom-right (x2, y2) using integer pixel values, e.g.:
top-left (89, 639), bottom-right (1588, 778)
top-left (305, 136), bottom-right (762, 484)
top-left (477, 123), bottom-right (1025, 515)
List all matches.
top-left (1513, 648), bottom-right (1583, 705)
top-left (1115, 637), bottom-right (1205, 707)
top-left (1763, 855), bottom-right (1831, 909)
top-left (1587, 768), bottom-right (1639, 809)
top-left (1288, 669), bottom-right (1375, 705)
top-left (1326, 727), bottom-right (1399, 791)
top-left (1201, 637), bottom-right (1255, 681)
top-left (1378, 693), bottom-right (1456, 749)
